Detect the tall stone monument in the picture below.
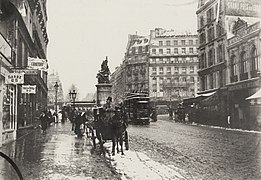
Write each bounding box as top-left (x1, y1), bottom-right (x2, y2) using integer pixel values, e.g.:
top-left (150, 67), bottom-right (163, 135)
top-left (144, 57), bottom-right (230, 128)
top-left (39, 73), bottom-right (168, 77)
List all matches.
top-left (96, 56), bottom-right (112, 106)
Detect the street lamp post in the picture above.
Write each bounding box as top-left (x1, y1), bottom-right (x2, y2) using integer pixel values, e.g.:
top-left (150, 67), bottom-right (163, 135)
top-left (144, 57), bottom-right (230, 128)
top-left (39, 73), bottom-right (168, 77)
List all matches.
top-left (69, 90), bottom-right (77, 110)
top-left (54, 82), bottom-right (59, 116)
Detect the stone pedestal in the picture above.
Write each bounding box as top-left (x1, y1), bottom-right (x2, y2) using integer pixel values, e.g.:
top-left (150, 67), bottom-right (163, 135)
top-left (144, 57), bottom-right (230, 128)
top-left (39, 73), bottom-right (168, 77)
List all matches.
top-left (96, 83), bottom-right (112, 107)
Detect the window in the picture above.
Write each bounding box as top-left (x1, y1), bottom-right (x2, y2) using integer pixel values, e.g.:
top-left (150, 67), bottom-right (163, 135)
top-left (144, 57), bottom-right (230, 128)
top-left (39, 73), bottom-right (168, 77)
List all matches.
top-left (167, 67), bottom-right (171, 74)
top-left (240, 51), bottom-right (247, 74)
top-left (189, 40), bottom-right (193, 45)
top-left (159, 67), bottom-right (163, 74)
top-left (166, 58), bottom-right (171, 63)
top-left (182, 67), bottom-right (186, 74)
top-left (166, 48), bottom-right (171, 54)
top-left (189, 48), bottom-right (193, 53)
top-left (190, 77), bottom-right (195, 83)
top-left (208, 48), bottom-right (215, 66)
top-left (153, 84), bottom-right (157, 92)
top-left (207, 8), bottom-right (214, 23)
top-left (166, 41), bottom-right (170, 46)
top-left (190, 66), bottom-right (194, 73)
top-left (200, 16), bottom-right (204, 27)
top-left (175, 67), bottom-right (179, 74)
top-left (217, 44), bottom-right (224, 62)
top-left (200, 52), bottom-right (206, 68)
top-left (159, 41), bottom-right (163, 46)
top-left (207, 26), bottom-right (215, 42)
top-left (251, 46), bottom-right (259, 71)
top-left (209, 73), bottom-right (213, 89)
top-left (182, 77), bottom-right (187, 82)
top-left (181, 40), bottom-right (186, 45)
top-left (152, 67), bottom-right (157, 74)
top-left (138, 46), bottom-right (142, 53)
top-left (159, 77), bottom-right (163, 84)
top-left (152, 49), bottom-right (156, 54)
top-left (174, 40), bottom-right (178, 45)
top-left (132, 47), bottom-right (136, 54)
top-left (174, 77), bottom-right (179, 82)
top-left (159, 58), bottom-right (163, 63)
top-left (152, 77), bottom-right (157, 84)
top-left (167, 78), bottom-right (171, 83)
top-left (200, 31), bottom-right (206, 44)
top-left (174, 48), bottom-right (178, 54)
top-left (182, 48), bottom-right (186, 54)
top-left (159, 49), bottom-right (163, 54)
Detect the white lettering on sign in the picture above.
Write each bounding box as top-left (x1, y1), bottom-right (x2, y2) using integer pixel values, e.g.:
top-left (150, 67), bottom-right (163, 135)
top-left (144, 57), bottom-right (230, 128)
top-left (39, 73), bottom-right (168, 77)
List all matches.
top-left (5, 73), bottom-right (24, 84)
top-left (225, 0), bottom-right (261, 17)
top-left (28, 57), bottom-right (48, 70)
top-left (22, 85), bottom-right (36, 94)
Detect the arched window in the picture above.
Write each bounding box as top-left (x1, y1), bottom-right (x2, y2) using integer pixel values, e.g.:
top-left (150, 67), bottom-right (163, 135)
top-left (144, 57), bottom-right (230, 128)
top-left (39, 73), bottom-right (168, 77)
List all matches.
top-left (250, 46), bottom-right (258, 71)
top-left (240, 51), bottom-right (247, 74)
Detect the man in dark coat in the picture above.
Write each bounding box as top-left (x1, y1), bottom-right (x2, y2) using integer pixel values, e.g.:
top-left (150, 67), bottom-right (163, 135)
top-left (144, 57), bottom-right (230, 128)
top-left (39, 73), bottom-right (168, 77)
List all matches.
top-left (40, 111), bottom-right (49, 133)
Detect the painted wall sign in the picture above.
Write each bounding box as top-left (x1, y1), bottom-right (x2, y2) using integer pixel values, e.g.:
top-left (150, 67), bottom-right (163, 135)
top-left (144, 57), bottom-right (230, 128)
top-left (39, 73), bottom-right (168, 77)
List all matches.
top-left (5, 73), bottom-right (24, 84)
top-left (225, 0), bottom-right (261, 17)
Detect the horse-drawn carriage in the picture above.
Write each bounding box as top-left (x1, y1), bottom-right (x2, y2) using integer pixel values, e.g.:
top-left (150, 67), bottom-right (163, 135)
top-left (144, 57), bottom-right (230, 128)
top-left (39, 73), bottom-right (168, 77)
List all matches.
top-left (88, 106), bottom-right (129, 155)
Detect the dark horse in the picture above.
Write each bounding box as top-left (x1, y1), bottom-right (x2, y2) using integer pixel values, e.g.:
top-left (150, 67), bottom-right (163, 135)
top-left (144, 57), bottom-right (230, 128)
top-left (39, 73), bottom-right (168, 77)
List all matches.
top-left (111, 108), bottom-right (129, 155)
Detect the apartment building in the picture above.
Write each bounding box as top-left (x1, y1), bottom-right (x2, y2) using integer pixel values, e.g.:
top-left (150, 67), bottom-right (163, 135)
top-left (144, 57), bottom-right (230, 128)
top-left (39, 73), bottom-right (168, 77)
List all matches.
top-left (149, 28), bottom-right (199, 106)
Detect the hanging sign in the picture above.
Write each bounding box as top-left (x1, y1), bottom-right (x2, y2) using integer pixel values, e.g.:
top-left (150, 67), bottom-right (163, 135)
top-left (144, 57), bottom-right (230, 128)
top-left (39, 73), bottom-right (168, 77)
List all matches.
top-left (5, 73), bottom-right (24, 84)
top-left (22, 85), bottom-right (36, 94)
top-left (28, 57), bottom-right (48, 70)
top-left (12, 69), bottom-right (38, 75)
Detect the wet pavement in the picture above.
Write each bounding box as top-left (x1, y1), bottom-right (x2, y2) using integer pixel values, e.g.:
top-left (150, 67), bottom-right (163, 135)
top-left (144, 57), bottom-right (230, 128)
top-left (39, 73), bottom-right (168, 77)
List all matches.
top-left (0, 122), bottom-right (121, 180)
top-left (128, 115), bottom-right (261, 180)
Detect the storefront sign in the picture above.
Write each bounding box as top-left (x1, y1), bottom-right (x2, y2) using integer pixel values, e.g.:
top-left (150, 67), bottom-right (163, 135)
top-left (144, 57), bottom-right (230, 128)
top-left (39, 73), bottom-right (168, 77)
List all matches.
top-left (12, 69), bottom-right (38, 75)
top-left (22, 85), bottom-right (36, 94)
top-left (225, 0), bottom-right (261, 17)
top-left (5, 73), bottom-right (24, 84)
top-left (28, 57), bottom-right (48, 70)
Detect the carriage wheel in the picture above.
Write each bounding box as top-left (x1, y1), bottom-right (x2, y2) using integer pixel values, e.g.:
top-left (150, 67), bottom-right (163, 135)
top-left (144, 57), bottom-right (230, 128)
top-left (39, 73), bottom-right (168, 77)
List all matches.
top-left (124, 131), bottom-right (129, 150)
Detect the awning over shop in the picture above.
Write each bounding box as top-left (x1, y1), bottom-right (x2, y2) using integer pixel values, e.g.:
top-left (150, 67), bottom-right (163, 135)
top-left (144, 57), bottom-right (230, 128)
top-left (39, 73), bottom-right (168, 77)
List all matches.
top-left (200, 92), bottom-right (218, 106)
top-left (196, 91), bottom-right (216, 97)
top-left (246, 88), bottom-right (261, 100)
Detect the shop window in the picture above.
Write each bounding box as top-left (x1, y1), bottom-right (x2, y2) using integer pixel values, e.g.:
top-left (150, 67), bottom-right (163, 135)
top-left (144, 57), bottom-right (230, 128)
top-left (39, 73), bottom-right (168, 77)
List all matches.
top-left (3, 86), bottom-right (15, 130)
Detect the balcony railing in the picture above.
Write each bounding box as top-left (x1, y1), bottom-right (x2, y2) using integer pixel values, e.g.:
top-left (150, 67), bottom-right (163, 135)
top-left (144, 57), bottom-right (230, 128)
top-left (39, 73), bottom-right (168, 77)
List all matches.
top-left (250, 70), bottom-right (258, 78)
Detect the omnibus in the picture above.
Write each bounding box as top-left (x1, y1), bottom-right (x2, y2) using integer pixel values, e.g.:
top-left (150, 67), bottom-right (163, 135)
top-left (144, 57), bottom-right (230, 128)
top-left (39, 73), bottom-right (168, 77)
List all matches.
top-left (123, 93), bottom-right (150, 125)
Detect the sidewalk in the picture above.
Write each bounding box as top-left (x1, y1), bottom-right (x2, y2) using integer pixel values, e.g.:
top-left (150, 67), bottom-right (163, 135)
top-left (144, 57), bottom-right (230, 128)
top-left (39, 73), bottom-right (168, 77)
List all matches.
top-left (0, 122), bottom-right (121, 180)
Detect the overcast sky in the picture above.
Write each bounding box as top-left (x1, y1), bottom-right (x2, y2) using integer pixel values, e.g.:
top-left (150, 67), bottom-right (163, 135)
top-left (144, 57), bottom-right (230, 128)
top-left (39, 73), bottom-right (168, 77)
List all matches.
top-left (47, 0), bottom-right (198, 99)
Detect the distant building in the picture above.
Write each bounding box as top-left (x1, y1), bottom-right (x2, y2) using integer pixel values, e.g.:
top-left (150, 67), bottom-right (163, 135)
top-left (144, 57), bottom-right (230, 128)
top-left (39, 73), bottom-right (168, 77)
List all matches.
top-left (111, 64), bottom-right (125, 105)
top-left (47, 72), bottom-right (64, 111)
top-left (149, 28), bottom-right (199, 107)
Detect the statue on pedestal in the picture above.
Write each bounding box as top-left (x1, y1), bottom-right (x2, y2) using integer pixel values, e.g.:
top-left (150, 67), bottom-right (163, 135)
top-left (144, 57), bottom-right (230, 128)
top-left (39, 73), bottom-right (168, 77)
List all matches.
top-left (96, 56), bottom-right (110, 83)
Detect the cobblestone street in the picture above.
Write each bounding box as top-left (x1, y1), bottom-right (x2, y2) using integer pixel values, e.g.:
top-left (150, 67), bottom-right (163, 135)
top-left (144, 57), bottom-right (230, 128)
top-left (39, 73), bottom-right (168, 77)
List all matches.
top-left (0, 122), bottom-right (121, 180)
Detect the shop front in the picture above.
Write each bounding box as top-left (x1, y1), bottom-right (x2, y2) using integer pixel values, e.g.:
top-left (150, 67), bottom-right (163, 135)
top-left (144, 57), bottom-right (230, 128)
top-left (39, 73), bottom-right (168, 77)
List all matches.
top-left (228, 78), bottom-right (260, 130)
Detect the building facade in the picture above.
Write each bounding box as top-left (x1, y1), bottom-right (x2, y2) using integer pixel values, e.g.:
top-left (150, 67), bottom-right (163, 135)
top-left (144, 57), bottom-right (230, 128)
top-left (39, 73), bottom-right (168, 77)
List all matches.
top-left (227, 19), bottom-right (261, 130)
top-left (196, 0), bottom-right (261, 128)
top-left (0, 0), bottom-right (49, 146)
top-left (149, 28), bottom-right (199, 107)
top-left (123, 34), bottom-right (150, 94)
top-left (111, 64), bottom-right (125, 105)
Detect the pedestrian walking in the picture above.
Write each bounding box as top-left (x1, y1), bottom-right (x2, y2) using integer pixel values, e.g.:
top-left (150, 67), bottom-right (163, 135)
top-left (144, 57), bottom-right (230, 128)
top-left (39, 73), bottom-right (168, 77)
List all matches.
top-left (40, 111), bottom-right (49, 134)
top-left (70, 109), bottom-right (77, 131)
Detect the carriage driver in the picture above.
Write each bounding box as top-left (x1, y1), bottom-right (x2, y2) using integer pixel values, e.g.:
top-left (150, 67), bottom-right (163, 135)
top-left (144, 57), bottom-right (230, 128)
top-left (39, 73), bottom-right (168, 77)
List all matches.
top-left (104, 96), bottom-right (113, 110)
